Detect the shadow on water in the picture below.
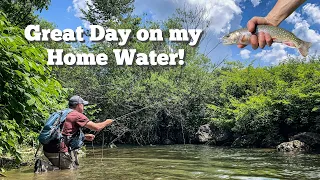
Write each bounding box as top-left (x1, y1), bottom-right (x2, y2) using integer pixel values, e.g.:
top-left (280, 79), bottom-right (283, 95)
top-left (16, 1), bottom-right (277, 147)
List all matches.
top-left (3, 145), bottom-right (320, 180)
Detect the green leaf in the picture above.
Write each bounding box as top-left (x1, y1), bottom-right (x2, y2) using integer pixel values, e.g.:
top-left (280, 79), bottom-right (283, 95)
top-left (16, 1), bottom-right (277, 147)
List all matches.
top-left (24, 59), bottom-right (30, 72)
top-left (7, 139), bottom-right (15, 147)
top-left (13, 54), bottom-right (24, 64)
top-left (27, 97), bottom-right (36, 106)
top-left (312, 107), bottom-right (319, 112)
top-left (9, 130), bottom-right (16, 137)
top-left (14, 70), bottom-right (24, 77)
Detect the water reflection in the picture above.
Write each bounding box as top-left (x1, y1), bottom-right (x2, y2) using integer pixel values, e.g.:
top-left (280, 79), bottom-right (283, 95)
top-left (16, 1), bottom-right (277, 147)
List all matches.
top-left (4, 145), bottom-right (320, 180)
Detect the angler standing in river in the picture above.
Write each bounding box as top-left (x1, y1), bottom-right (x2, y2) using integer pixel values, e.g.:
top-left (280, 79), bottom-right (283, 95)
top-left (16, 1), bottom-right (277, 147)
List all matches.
top-left (237, 0), bottom-right (307, 51)
top-left (35, 95), bottom-right (114, 172)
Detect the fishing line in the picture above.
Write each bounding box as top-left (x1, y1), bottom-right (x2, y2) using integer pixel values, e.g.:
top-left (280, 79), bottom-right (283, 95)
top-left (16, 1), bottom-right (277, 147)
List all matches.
top-left (91, 103), bottom-right (162, 153)
top-left (205, 41), bottom-right (222, 57)
top-left (94, 104), bottom-right (157, 136)
top-left (102, 131), bottom-right (104, 160)
top-left (91, 140), bottom-right (95, 158)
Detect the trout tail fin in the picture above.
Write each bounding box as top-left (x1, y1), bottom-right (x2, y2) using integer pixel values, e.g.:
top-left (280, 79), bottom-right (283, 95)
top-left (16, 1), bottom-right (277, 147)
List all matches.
top-left (298, 41), bottom-right (312, 57)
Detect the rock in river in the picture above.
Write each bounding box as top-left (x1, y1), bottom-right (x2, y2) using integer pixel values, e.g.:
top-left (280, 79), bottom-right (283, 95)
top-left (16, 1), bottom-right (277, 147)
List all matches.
top-left (195, 124), bottom-right (213, 143)
top-left (276, 140), bottom-right (311, 152)
top-left (195, 124), bottom-right (232, 145)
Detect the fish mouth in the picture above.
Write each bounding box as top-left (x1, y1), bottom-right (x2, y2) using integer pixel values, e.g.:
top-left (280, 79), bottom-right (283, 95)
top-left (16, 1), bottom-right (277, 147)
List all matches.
top-left (220, 35), bottom-right (233, 45)
top-left (222, 42), bottom-right (232, 45)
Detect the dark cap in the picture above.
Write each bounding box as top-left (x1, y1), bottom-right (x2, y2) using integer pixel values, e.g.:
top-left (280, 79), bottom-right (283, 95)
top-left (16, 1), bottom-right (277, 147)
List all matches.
top-left (69, 95), bottom-right (89, 106)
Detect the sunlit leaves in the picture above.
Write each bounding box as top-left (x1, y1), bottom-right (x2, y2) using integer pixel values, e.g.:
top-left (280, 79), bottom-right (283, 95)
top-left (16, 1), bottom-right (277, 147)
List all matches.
top-left (0, 11), bottom-right (67, 162)
top-left (207, 58), bottom-right (320, 147)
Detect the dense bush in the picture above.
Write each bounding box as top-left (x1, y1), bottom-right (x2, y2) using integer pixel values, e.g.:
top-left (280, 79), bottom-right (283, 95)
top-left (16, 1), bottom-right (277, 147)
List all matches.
top-left (0, 12), bottom-right (67, 161)
top-left (207, 58), bottom-right (320, 147)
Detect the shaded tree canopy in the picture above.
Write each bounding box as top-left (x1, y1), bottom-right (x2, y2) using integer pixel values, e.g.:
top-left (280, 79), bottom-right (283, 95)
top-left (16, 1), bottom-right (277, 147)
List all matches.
top-left (0, 0), bottom-right (51, 28)
top-left (83, 0), bottom-right (134, 26)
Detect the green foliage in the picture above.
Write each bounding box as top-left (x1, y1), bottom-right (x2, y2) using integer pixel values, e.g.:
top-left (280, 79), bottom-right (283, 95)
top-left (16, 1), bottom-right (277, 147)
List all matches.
top-left (33, 18), bottom-right (72, 51)
top-left (83, 0), bottom-right (134, 27)
top-left (207, 58), bottom-right (320, 147)
top-left (57, 4), bottom-right (319, 147)
top-left (2, 0), bottom-right (319, 157)
top-left (54, 7), bottom-right (215, 145)
top-left (0, 120), bottom-right (22, 162)
top-left (0, 11), bottom-right (67, 162)
top-left (0, 0), bottom-right (51, 28)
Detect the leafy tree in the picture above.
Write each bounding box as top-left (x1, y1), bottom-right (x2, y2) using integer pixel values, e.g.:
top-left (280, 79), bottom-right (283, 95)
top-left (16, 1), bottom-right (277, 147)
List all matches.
top-left (33, 19), bottom-right (72, 51)
top-left (83, 0), bottom-right (134, 27)
top-left (0, 0), bottom-right (51, 28)
top-left (207, 58), bottom-right (320, 147)
top-left (54, 6), bottom-right (216, 145)
top-left (0, 11), bottom-right (67, 162)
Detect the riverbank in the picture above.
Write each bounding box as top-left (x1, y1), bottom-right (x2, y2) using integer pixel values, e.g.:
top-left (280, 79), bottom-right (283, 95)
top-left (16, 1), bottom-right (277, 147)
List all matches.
top-left (0, 146), bottom-right (37, 171)
top-left (195, 123), bottom-right (320, 153)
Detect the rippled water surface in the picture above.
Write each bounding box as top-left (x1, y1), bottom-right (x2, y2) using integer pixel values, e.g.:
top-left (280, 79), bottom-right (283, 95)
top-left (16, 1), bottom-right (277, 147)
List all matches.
top-left (4, 145), bottom-right (320, 179)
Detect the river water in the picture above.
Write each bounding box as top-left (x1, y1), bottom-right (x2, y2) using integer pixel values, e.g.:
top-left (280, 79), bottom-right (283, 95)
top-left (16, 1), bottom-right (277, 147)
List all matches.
top-left (4, 145), bottom-right (320, 179)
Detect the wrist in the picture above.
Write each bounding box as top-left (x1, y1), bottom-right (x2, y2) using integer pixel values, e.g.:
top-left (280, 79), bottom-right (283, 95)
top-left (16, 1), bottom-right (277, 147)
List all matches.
top-left (265, 15), bottom-right (279, 26)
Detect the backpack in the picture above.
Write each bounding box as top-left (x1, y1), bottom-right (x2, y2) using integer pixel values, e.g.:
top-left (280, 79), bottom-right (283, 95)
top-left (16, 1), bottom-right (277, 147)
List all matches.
top-left (38, 109), bottom-right (73, 145)
top-left (66, 128), bottom-right (85, 151)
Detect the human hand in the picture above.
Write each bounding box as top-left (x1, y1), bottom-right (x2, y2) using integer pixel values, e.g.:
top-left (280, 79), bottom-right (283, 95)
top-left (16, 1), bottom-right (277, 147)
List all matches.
top-left (105, 119), bottom-right (114, 125)
top-left (85, 134), bottom-right (95, 141)
top-left (238, 16), bottom-right (275, 50)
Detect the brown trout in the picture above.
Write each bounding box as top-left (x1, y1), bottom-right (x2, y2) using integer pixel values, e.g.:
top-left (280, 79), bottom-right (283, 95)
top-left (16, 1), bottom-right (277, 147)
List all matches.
top-left (222, 25), bottom-right (312, 57)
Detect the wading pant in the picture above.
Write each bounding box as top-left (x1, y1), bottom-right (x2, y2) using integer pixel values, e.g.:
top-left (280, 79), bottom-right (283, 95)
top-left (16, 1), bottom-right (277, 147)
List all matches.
top-left (44, 150), bottom-right (79, 170)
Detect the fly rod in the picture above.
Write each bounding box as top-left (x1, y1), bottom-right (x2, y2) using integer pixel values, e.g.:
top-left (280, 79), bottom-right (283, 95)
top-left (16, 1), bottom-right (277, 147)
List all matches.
top-left (93, 103), bottom-right (159, 136)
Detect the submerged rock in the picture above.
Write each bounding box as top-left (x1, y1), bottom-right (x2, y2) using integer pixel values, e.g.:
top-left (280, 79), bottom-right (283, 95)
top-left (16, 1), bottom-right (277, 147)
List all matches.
top-left (276, 140), bottom-right (311, 152)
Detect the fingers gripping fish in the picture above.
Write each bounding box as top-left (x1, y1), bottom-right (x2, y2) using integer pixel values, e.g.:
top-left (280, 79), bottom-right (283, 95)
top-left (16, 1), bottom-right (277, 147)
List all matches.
top-left (222, 25), bottom-right (312, 57)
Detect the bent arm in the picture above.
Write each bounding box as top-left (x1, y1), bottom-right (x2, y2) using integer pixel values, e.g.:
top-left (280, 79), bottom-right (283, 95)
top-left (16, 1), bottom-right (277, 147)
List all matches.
top-left (84, 119), bottom-right (113, 131)
top-left (265, 0), bottom-right (306, 26)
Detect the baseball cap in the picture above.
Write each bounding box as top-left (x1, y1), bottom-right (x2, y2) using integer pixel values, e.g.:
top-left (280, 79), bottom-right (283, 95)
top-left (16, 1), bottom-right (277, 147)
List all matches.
top-left (69, 95), bottom-right (89, 106)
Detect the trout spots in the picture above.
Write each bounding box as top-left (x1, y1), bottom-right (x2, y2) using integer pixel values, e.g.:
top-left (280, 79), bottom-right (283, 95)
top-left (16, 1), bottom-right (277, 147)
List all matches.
top-left (222, 25), bottom-right (311, 56)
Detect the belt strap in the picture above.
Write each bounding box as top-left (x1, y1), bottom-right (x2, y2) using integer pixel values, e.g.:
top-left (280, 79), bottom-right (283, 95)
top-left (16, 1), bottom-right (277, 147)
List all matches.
top-left (34, 144), bottom-right (43, 158)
